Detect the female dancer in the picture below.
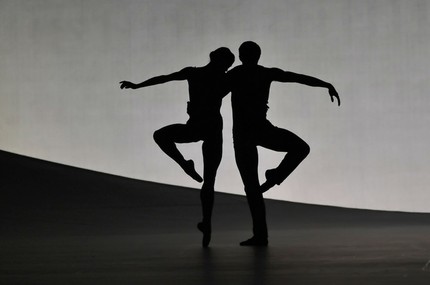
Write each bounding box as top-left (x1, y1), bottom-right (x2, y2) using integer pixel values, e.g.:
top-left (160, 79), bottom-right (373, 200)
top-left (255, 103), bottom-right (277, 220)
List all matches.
top-left (120, 47), bottom-right (235, 247)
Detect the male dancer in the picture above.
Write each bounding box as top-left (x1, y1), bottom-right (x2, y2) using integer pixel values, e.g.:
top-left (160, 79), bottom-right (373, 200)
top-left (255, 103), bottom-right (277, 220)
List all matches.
top-left (228, 41), bottom-right (340, 246)
top-left (120, 47), bottom-right (235, 247)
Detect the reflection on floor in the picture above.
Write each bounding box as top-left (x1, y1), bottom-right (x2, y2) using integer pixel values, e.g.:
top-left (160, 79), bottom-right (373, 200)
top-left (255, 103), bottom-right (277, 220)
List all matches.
top-left (1, 150), bottom-right (430, 284)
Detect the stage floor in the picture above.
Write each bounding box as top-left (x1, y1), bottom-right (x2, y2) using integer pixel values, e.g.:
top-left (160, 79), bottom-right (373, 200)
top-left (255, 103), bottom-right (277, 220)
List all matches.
top-left (2, 150), bottom-right (430, 284)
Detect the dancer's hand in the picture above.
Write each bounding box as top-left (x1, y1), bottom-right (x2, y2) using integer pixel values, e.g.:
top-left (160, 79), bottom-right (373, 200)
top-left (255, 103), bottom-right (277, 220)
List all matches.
top-left (328, 85), bottom-right (340, 106)
top-left (119, 81), bottom-right (137, 89)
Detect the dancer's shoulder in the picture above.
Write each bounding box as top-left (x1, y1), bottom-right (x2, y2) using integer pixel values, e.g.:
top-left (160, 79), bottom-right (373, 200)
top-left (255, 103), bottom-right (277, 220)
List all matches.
top-left (176, 66), bottom-right (198, 78)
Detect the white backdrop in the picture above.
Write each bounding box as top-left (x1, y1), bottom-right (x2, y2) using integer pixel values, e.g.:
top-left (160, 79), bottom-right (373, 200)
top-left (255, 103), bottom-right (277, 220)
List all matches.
top-left (1, 0), bottom-right (429, 212)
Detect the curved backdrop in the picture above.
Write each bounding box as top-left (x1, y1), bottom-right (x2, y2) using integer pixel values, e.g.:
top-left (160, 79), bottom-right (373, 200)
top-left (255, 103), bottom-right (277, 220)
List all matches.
top-left (1, 0), bottom-right (429, 212)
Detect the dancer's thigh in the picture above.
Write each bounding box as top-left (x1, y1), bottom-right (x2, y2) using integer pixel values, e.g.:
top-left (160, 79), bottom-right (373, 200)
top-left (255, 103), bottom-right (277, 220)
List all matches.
top-left (257, 124), bottom-right (307, 152)
top-left (233, 138), bottom-right (260, 188)
top-left (156, 123), bottom-right (202, 143)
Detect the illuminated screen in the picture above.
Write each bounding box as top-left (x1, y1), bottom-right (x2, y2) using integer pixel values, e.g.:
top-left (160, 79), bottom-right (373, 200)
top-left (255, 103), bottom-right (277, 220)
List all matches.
top-left (1, 0), bottom-right (429, 212)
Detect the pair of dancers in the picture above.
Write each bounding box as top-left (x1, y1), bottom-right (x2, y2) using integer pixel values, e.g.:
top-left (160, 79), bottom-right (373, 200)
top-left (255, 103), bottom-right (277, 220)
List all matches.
top-left (120, 41), bottom-right (340, 247)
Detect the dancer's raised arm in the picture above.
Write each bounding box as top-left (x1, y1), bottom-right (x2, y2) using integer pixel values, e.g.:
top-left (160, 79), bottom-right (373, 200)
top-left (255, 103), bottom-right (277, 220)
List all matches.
top-left (119, 68), bottom-right (190, 90)
top-left (270, 68), bottom-right (341, 106)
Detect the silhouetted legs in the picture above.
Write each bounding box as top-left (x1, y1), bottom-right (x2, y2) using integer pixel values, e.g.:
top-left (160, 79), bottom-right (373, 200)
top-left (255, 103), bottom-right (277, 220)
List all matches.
top-left (153, 124), bottom-right (203, 182)
top-left (153, 122), bottom-right (222, 247)
top-left (233, 121), bottom-right (309, 246)
top-left (258, 125), bottom-right (310, 193)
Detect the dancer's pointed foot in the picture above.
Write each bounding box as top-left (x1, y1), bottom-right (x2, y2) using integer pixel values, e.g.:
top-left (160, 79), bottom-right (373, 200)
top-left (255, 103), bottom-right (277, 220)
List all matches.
top-left (183, 160), bottom-right (203, 182)
top-left (260, 169), bottom-right (278, 193)
top-left (197, 222), bottom-right (211, 248)
top-left (239, 236), bottom-right (268, 247)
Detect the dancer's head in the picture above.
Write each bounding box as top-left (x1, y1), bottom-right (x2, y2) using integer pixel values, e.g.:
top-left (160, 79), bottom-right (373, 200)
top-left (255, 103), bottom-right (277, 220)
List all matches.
top-left (239, 41), bottom-right (261, 65)
top-left (209, 47), bottom-right (235, 71)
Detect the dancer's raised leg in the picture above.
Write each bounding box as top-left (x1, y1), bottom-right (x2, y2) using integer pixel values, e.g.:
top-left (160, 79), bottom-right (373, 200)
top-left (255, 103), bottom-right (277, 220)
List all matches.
top-left (258, 125), bottom-right (310, 193)
top-left (153, 124), bottom-right (203, 182)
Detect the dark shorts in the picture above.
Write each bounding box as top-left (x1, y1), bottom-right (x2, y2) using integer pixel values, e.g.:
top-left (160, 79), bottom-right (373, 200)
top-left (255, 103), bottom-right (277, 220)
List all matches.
top-left (233, 119), bottom-right (307, 152)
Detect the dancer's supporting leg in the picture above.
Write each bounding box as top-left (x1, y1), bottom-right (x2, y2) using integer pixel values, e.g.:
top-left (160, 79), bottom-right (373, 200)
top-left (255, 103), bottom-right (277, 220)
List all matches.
top-left (197, 133), bottom-right (222, 247)
top-left (234, 137), bottom-right (268, 246)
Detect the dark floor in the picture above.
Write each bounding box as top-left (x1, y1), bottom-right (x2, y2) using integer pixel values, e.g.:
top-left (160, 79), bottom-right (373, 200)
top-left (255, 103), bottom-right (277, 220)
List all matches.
top-left (1, 150), bottom-right (430, 284)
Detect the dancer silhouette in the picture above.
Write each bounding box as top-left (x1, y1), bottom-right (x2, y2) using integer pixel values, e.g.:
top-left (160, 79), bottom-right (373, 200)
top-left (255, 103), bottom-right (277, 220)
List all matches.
top-left (227, 41), bottom-right (340, 246)
top-left (120, 47), bottom-right (235, 247)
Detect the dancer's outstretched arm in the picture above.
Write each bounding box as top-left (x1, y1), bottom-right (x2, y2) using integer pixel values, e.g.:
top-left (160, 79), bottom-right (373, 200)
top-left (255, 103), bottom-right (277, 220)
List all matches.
top-left (271, 68), bottom-right (340, 106)
top-left (120, 68), bottom-right (189, 90)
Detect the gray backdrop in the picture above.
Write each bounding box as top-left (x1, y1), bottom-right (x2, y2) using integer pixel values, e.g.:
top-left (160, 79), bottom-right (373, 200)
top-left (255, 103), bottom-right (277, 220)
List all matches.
top-left (1, 0), bottom-right (429, 212)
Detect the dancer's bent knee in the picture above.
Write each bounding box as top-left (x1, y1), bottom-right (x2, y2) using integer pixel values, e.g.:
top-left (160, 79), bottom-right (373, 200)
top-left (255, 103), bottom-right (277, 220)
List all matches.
top-left (153, 129), bottom-right (167, 145)
top-left (299, 141), bottom-right (311, 159)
